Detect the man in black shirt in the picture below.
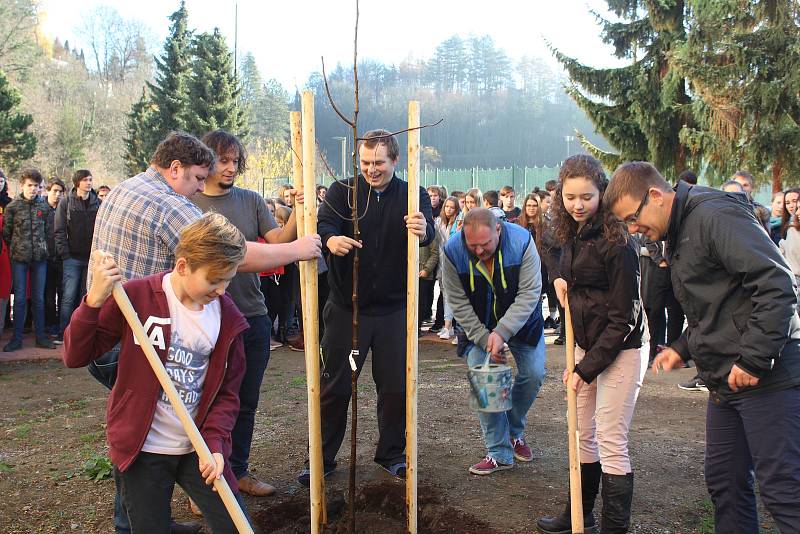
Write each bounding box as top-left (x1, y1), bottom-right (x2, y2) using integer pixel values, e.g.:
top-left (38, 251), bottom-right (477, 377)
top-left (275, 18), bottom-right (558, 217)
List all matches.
top-left (298, 130), bottom-right (434, 485)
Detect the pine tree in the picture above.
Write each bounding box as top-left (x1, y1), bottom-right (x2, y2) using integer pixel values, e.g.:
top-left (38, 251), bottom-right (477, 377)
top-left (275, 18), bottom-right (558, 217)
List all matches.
top-left (675, 0), bottom-right (800, 190)
top-left (124, 87), bottom-right (153, 176)
top-left (186, 29), bottom-right (246, 138)
top-left (146, 1), bottom-right (192, 147)
top-left (554, 1), bottom-right (694, 177)
top-left (0, 69), bottom-right (36, 171)
top-left (238, 52), bottom-right (288, 142)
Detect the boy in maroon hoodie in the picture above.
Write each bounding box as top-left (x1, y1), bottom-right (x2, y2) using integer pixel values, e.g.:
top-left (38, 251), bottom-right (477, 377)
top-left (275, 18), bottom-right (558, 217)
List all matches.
top-left (63, 212), bottom-right (251, 533)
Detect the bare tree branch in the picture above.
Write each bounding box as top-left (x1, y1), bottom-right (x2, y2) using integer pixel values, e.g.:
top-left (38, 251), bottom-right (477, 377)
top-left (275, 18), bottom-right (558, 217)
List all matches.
top-left (355, 118), bottom-right (445, 141)
top-left (321, 57), bottom-right (355, 128)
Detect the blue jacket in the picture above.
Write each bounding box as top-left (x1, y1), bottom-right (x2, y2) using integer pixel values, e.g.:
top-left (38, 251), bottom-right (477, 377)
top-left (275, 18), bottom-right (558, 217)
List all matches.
top-left (442, 221), bottom-right (543, 355)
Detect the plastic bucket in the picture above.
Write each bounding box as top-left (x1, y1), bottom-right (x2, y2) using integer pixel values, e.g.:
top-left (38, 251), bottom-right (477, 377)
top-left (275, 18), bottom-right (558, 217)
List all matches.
top-left (467, 363), bottom-right (513, 412)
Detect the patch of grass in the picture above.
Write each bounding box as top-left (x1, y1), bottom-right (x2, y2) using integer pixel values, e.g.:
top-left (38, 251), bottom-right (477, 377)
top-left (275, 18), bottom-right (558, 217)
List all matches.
top-left (70, 398), bottom-right (90, 411)
top-left (14, 423), bottom-right (32, 439)
top-left (697, 498), bottom-right (714, 534)
top-left (289, 375), bottom-right (306, 387)
top-left (80, 431), bottom-right (104, 444)
top-left (0, 460), bottom-right (13, 473)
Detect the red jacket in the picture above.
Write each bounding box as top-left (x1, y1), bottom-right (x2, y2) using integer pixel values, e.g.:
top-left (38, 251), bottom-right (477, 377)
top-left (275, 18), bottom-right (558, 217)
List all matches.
top-left (63, 271), bottom-right (248, 490)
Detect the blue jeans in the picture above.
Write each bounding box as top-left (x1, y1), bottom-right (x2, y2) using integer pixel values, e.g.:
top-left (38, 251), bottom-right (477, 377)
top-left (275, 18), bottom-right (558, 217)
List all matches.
top-left (60, 257), bottom-right (88, 334)
top-left (229, 315), bottom-right (270, 479)
top-left (705, 386), bottom-right (800, 533)
top-left (11, 260), bottom-right (47, 342)
top-left (465, 336), bottom-right (546, 464)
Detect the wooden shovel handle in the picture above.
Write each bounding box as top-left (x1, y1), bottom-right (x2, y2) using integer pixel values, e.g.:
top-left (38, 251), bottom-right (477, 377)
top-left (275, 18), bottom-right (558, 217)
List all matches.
top-left (564, 297), bottom-right (584, 533)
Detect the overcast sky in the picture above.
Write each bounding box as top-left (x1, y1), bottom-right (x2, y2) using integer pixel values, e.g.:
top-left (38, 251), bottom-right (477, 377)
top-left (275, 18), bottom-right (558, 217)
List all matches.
top-left (40, 0), bottom-right (629, 90)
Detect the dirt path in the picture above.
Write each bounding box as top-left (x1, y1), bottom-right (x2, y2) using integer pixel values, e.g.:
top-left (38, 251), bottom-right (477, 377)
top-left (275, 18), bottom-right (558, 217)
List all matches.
top-left (0, 337), bottom-right (776, 533)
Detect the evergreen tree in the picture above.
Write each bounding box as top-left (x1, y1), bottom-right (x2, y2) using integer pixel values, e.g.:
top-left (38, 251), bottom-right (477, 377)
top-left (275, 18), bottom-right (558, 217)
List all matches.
top-left (124, 87), bottom-right (153, 176)
top-left (238, 52), bottom-right (289, 142)
top-left (0, 69), bottom-right (36, 171)
top-left (146, 1), bottom-right (192, 147)
top-left (553, 1), bottom-right (694, 177)
top-left (675, 0), bottom-right (800, 189)
top-left (186, 28), bottom-right (246, 138)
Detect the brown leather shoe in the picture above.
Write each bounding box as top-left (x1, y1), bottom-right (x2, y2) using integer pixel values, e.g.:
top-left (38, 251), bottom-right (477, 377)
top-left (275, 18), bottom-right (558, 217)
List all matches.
top-left (188, 498), bottom-right (202, 517)
top-left (287, 334), bottom-right (305, 352)
top-left (238, 473), bottom-right (276, 496)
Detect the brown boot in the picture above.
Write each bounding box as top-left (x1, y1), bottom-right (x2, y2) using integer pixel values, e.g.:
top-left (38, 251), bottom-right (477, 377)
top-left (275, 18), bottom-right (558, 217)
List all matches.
top-left (238, 473), bottom-right (276, 496)
top-left (188, 498), bottom-right (202, 517)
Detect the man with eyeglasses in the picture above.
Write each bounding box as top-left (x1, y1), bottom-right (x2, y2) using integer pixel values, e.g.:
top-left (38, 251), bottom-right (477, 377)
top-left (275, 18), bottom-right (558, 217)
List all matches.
top-left (632, 186), bottom-right (690, 384)
top-left (604, 161), bottom-right (800, 534)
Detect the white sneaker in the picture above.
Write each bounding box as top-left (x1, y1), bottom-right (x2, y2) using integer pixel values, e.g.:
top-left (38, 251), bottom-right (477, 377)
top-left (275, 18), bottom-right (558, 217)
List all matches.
top-left (451, 336), bottom-right (458, 345)
top-left (438, 328), bottom-right (452, 340)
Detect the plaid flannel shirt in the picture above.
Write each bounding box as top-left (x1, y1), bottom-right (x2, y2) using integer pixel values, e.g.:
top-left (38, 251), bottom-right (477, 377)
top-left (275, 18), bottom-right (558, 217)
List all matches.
top-left (88, 167), bottom-right (202, 287)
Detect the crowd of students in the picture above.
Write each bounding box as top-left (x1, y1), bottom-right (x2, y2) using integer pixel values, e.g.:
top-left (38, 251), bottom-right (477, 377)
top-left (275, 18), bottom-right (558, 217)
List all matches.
top-left (8, 125), bottom-right (789, 533)
top-left (0, 168), bottom-right (108, 352)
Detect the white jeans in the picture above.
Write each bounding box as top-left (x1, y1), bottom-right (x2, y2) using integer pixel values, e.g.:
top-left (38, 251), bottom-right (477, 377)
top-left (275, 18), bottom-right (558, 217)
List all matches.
top-left (575, 344), bottom-right (648, 475)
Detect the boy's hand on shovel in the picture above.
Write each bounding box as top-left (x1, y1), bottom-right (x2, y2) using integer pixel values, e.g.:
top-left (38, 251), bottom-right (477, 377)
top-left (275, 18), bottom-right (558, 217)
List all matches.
top-left (199, 452), bottom-right (225, 488)
top-left (87, 251), bottom-right (122, 308)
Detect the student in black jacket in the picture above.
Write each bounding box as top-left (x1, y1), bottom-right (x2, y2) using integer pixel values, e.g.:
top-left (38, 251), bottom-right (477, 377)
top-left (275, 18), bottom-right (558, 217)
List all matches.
top-left (54, 169), bottom-right (100, 340)
top-left (606, 161), bottom-right (800, 534)
top-left (297, 129), bottom-right (434, 486)
top-left (537, 155), bottom-right (647, 534)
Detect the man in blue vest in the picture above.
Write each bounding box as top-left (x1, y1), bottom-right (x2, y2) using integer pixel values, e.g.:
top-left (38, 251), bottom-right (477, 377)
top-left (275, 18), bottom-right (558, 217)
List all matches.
top-left (442, 207), bottom-right (546, 475)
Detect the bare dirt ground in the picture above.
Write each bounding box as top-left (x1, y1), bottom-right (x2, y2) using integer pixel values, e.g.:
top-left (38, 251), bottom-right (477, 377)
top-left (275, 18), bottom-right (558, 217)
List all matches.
top-left (0, 333), bottom-right (778, 533)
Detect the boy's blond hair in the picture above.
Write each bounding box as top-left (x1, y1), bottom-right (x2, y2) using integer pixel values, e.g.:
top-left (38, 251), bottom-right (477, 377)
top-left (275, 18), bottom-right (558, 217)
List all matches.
top-left (174, 212), bottom-right (246, 277)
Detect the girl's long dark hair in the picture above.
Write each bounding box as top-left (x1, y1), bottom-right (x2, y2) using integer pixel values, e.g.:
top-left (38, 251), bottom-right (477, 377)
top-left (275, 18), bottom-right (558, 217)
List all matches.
top-left (784, 188), bottom-right (800, 237)
top-left (439, 196), bottom-right (460, 231)
top-left (517, 193), bottom-right (542, 239)
top-left (552, 154), bottom-right (628, 245)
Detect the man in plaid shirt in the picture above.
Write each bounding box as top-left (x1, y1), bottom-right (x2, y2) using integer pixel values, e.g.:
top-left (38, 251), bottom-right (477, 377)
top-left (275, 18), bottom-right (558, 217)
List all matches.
top-left (89, 131), bottom-right (321, 534)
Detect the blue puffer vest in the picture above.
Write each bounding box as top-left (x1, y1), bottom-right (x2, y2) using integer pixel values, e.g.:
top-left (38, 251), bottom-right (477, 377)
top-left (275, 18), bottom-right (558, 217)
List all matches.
top-left (444, 222), bottom-right (543, 355)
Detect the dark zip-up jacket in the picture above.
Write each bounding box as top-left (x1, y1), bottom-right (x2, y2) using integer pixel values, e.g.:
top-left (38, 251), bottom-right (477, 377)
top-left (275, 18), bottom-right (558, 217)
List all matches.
top-left (317, 174), bottom-right (435, 315)
top-left (666, 181), bottom-right (800, 399)
top-left (560, 219), bottom-right (644, 383)
top-left (443, 222), bottom-right (543, 353)
top-left (2, 193), bottom-right (48, 263)
top-left (45, 202), bottom-right (57, 260)
top-left (54, 189), bottom-right (100, 261)
top-left (62, 271), bottom-right (248, 490)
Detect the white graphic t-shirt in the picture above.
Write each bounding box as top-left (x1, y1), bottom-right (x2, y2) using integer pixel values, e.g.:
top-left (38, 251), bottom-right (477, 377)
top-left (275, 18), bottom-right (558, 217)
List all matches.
top-left (142, 273), bottom-right (221, 455)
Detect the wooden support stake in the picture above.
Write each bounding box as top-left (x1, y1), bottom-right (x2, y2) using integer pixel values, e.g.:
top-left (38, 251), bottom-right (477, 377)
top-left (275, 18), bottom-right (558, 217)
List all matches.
top-left (564, 297), bottom-right (584, 533)
top-left (405, 100), bottom-right (420, 534)
top-left (109, 283), bottom-right (253, 534)
top-left (299, 96), bottom-right (326, 531)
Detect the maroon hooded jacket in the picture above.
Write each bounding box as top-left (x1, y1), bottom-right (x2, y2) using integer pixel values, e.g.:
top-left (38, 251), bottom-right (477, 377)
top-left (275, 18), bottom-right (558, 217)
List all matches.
top-left (63, 271), bottom-right (248, 491)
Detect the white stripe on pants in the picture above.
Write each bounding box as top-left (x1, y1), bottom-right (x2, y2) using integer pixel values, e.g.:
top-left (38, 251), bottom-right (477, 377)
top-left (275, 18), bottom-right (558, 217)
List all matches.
top-left (575, 344), bottom-right (648, 475)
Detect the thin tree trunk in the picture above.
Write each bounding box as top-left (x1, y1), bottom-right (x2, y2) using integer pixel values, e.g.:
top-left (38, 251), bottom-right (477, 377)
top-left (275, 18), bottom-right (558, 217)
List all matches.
top-left (773, 157), bottom-right (783, 194)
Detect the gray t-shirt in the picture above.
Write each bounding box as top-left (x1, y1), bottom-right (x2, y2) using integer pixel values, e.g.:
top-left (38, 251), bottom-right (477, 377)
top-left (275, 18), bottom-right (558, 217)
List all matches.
top-left (192, 187), bottom-right (277, 317)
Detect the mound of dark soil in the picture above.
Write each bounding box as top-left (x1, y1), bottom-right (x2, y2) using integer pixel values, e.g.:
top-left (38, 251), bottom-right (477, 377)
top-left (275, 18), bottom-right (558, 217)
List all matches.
top-left (252, 480), bottom-right (497, 533)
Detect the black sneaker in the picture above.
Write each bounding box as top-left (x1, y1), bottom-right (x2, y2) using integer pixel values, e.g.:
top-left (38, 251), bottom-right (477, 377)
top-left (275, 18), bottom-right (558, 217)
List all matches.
top-left (3, 339), bottom-right (22, 352)
top-left (553, 337), bottom-right (566, 346)
top-left (543, 317), bottom-right (556, 330)
top-left (297, 465), bottom-right (335, 487)
top-left (678, 376), bottom-right (708, 392)
top-left (36, 338), bottom-right (56, 349)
